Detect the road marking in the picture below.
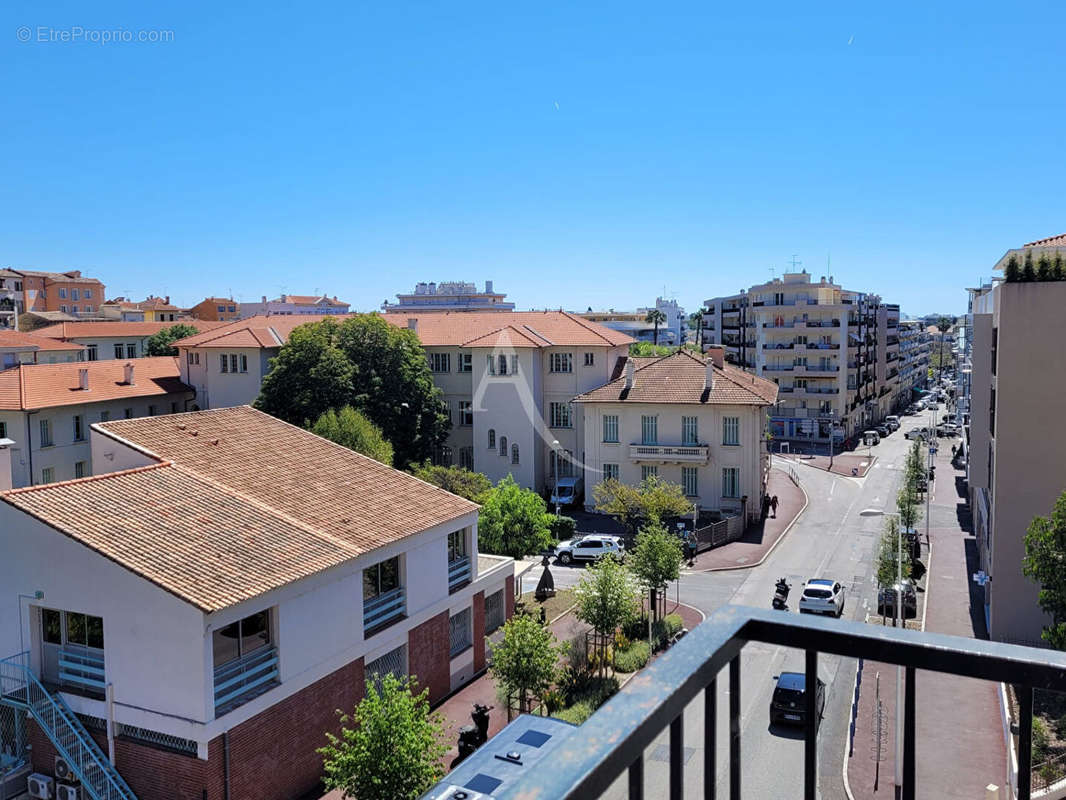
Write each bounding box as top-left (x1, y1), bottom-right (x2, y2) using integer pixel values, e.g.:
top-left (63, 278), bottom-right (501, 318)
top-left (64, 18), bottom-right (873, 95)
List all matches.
top-left (830, 482), bottom-right (836, 496)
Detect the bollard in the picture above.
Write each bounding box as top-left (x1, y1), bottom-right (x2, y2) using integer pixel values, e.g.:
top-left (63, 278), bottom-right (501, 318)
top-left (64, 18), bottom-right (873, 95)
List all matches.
top-left (985, 784), bottom-right (999, 800)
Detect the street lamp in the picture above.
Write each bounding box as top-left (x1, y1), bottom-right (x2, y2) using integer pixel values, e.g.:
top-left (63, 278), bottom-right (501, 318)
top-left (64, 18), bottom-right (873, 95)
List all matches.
top-left (551, 439), bottom-right (561, 516)
top-left (860, 506), bottom-right (904, 792)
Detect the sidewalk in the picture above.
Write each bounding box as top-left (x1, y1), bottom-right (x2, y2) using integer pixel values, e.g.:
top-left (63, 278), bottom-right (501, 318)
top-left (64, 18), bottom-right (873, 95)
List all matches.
top-left (846, 443), bottom-right (1006, 798)
top-left (690, 467), bottom-right (807, 571)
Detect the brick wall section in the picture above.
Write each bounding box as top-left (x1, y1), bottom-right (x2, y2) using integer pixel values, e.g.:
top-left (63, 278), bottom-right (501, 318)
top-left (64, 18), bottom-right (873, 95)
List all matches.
top-left (505, 574), bottom-right (515, 618)
top-left (28, 658), bottom-right (365, 800)
top-left (472, 591), bottom-right (486, 673)
top-left (408, 611), bottom-right (451, 704)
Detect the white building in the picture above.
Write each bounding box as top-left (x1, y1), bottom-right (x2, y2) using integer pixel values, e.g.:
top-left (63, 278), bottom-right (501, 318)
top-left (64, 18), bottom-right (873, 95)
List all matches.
top-left (383, 280), bottom-right (515, 312)
top-left (30, 321), bottom-right (229, 362)
top-left (573, 347), bottom-right (776, 519)
top-left (0, 357), bottom-right (193, 488)
top-left (0, 330), bottom-right (85, 368)
top-left (0, 406), bottom-right (513, 800)
top-left (578, 297), bottom-right (688, 346)
top-left (238, 294), bottom-right (350, 318)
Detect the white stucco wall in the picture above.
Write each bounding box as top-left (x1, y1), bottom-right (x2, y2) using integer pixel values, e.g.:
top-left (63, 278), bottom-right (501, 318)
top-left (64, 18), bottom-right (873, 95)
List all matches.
top-left (179, 346), bottom-right (272, 410)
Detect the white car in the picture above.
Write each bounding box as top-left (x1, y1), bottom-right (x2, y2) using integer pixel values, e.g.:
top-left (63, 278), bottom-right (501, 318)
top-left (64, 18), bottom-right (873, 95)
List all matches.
top-left (555, 535), bottom-right (625, 565)
top-left (798, 579), bottom-right (846, 617)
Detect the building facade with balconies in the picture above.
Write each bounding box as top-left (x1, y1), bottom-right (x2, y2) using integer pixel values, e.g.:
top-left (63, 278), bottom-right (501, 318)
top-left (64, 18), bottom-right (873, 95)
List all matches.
top-left (573, 348), bottom-right (776, 519)
top-left (703, 271), bottom-right (902, 445)
top-left (0, 406), bottom-right (513, 800)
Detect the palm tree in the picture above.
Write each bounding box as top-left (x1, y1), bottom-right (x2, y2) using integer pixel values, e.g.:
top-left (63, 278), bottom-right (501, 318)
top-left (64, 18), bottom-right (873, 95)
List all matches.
top-left (688, 310), bottom-right (704, 350)
top-left (645, 308), bottom-right (667, 346)
top-left (936, 316), bottom-right (953, 384)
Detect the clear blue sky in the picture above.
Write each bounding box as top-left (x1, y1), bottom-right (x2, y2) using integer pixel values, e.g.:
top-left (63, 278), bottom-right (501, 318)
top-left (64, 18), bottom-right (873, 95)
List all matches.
top-left (3, 1), bottom-right (1064, 317)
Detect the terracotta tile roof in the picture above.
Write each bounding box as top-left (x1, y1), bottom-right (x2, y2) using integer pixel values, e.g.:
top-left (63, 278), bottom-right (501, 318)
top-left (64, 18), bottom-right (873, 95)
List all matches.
top-left (283, 294), bottom-right (349, 306)
top-left (94, 405), bottom-right (478, 547)
top-left (174, 315), bottom-right (358, 348)
top-left (0, 331), bottom-right (86, 352)
top-left (573, 350), bottom-right (778, 405)
top-left (461, 325), bottom-right (548, 349)
top-left (1023, 232), bottom-right (1066, 248)
top-left (12, 269), bottom-right (104, 286)
top-left (384, 311), bottom-right (634, 348)
top-left (32, 321), bottom-right (228, 339)
top-left (2, 463), bottom-right (363, 612)
top-left (608, 355), bottom-right (660, 381)
top-left (0, 357), bottom-right (193, 410)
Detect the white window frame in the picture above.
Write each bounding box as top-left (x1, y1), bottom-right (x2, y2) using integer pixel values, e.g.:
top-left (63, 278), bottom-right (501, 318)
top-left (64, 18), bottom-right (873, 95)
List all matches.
top-left (641, 465), bottom-right (659, 481)
top-left (459, 401), bottom-right (473, 426)
top-left (602, 463), bottom-right (619, 482)
top-left (682, 466), bottom-right (698, 497)
top-left (430, 352), bottom-right (451, 373)
top-left (722, 467), bottom-right (740, 498)
top-left (550, 402), bottom-right (572, 429)
top-left (584, 352), bottom-right (595, 367)
top-left (641, 415), bottom-right (658, 445)
top-left (682, 416), bottom-right (698, 445)
top-left (550, 352), bottom-right (573, 373)
top-left (458, 353), bottom-right (472, 373)
top-left (723, 416), bottom-right (740, 446)
top-left (603, 414), bottom-right (619, 443)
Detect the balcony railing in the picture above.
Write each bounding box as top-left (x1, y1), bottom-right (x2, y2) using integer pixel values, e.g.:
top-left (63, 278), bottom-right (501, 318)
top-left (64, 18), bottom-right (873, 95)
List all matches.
top-left (803, 319), bottom-right (840, 328)
top-left (628, 444), bottom-right (710, 463)
top-left (762, 322), bottom-right (795, 328)
top-left (213, 645), bottom-right (279, 715)
top-left (762, 343), bottom-right (795, 350)
top-left (507, 605), bottom-right (1065, 800)
top-left (448, 556), bottom-right (472, 593)
top-left (806, 343), bottom-right (839, 350)
top-left (364, 586), bottom-right (406, 633)
top-left (58, 646), bottom-right (106, 693)
top-left (763, 365), bottom-right (794, 372)
top-left (795, 364), bottom-right (839, 373)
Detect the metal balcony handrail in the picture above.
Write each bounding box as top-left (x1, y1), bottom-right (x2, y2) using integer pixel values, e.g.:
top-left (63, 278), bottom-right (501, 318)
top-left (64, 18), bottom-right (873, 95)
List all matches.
top-left (505, 605), bottom-right (1064, 800)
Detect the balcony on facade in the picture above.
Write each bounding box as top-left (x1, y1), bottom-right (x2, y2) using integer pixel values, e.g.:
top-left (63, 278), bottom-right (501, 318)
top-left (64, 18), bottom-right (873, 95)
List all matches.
top-left (793, 363), bottom-right (840, 374)
top-left (448, 556), bottom-right (472, 594)
top-left (628, 444), bottom-right (710, 463)
top-left (763, 342), bottom-right (796, 350)
top-left (213, 645), bottom-right (280, 716)
top-left (806, 342), bottom-right (840, 350)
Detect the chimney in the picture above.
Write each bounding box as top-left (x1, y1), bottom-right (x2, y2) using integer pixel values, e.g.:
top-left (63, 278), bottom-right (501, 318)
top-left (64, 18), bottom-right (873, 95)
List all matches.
top-left (0, 436), bottom-right (15, 491)
top-left (165, 295), bottom-right (170, 305)
top-left (261, 295), bottom-right (267, 304)
top-left (485, 280), bottom-right (493, 294)
top-left (79, 368), bottom-right (89, 390)
top-left (704, 359), bottom-right (715, 392)
top-left (407, 318), bottom-right (418, 332)
top-left (124, 362), bottom-right (135, 385)
top-left (706, 345), bottom-right (725, 369)
top-left (624, 359), bottom-right (635, 389)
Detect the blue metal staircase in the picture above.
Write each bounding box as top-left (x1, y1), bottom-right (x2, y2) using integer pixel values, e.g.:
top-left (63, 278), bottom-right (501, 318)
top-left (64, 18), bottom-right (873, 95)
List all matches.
top-left (0, 652), bottom-right (137, 800)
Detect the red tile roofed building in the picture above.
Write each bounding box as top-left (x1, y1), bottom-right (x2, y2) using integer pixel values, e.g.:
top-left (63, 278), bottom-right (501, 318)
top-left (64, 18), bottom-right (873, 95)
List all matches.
top-left (573, 348), bottom-right (777, 519)
top-left (4, 268), bottom-right (106, 320)
top-left (0, 356), bottom-right (193, 487)
top-left (33, 319), bottom-right (230, 361)
top-left (0, 330), bottom-right (86, 368)
top-left (0, 405), bottom-right (514, 800)
top-left (237, 293), bottom-right (350, 318)
top-left (188, 296), bottom-right (241, 321)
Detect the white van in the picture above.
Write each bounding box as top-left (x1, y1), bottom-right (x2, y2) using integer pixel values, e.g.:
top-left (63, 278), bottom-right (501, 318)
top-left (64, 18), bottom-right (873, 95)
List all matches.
top-left (885, 415), bottom-right (900, 431)
top-left (550, 477), bottom-right (584, 507)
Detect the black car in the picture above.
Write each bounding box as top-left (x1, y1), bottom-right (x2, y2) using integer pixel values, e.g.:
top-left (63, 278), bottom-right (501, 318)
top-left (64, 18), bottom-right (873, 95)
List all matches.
top-left (875, 424), bottom-right (890, 437)
top-left (770, 672), bottom-right (826, 727)
top-left (878, 579), bottom-right (918, 618)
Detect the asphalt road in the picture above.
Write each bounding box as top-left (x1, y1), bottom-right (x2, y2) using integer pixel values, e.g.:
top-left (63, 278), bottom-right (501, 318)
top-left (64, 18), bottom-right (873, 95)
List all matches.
top-left (540, 411), bottom-right (939, 799)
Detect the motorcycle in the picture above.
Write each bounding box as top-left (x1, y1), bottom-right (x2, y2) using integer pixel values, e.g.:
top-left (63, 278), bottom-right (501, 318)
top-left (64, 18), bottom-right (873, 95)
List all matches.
top-left (772, 578), bottom-right (791, 611)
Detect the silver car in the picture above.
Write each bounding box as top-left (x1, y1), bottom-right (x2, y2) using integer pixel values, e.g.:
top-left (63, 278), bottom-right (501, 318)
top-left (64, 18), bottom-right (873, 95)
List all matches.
top-left (798, 579), bottom-right (845, 617)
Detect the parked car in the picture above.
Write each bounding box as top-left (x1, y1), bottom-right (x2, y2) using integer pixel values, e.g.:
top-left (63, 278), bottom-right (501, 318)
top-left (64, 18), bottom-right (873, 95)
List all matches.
top-left (550, 476), bottom-right (584, 507)
top-left (770, 672), bottom-right (826, 727)
top-left (555, 534), bottom-right (625, 565)
top-left (885, 415), bottom-right (900, 431)
top-left (798, 579), bottom-right (846, 617)
top-left (936, 425), bottom-right (958, 438)
top-left (904, 427), bottom-right (929, 441)
top-left (875, 424), bottom-right (890, 438)
top-left (862, 430), bottom-right (880, 445)
top-left (878, 579), bottom-right (918, 618)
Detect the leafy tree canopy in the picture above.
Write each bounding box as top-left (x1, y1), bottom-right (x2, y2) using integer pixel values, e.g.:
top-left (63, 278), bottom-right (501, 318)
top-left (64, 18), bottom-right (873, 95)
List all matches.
top-left (409, 462), bottom-right (492, 502)
top-left (489, 615), bottom-right (561, 712)
top-left (876, 516), bottom-right (912, 589)
top-left (478, 475), bottom-right (553, 558)
top-left (1023, 492), bottom-right (1066, 650)
top-left (629, 341), bottom-right (674, 357)
top-left (593, 476), bottom-right (692, 535)
top-left (574, 555), bottom-right (638, 675)
top-left (318, 672), bottom-right (447, 800)
top-left (627, 523), bottom-right (684, 620)
top-left (145, 323), bottom-right (200, 356)
top-left (311, 406), bottom-right (394, 466)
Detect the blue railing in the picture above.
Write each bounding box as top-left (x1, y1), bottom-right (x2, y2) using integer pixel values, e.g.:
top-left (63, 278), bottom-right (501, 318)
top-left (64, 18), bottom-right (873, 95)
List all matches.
top-left (59, 647), bottom-right (106, 692)
top-left (364, 587), bottom-right (406, 633)
top-left (448, 557), bottom-right (472, 593)
top-left (213, 645), bottom-right (279, 715)
top-left (0, 652), bottom-right (137, 800)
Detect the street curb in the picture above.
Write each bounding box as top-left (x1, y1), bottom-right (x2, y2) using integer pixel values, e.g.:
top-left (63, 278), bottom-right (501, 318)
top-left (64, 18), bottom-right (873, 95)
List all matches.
top-left (693, 472), bottom-right (810, 574)
top-left (842, 657), bottom-right (862, 800)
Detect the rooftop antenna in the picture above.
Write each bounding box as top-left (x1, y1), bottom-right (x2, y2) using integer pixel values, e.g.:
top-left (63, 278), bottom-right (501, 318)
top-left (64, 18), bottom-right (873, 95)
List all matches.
top-left (769, 265), bottom-right (776, 280)
top-left (789, 254), bottom-right (802, 271)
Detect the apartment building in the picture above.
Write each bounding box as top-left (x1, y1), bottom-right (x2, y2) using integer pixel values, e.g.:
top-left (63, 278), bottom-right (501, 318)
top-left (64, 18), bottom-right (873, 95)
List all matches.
top-left (573, 348), bottom-right (776, 519)
top-left (188, 297), bottom-right (240, 321)
top-left (703, 272), bottom-right (900, 445)
top-left (0, 331), bottom-right (85, 369)
top-left (33, 320), bottom-right (228, 362)
top-left (0, 270), bottom-right (21, 329)
top-left (4, 269), bottom-right (106, 317)
top-left (966, 234), bottom-right (1066, 644)
top-left (0, 406), bottom-right (513, 800)
top-left (896, 320), bottom-right (933, 405)
top-left (0, 357), bottom-right (194, 488)
top-left (383, 280), bottom-right (515, 312)
top-left (238, 293), bottom-right (350, 318)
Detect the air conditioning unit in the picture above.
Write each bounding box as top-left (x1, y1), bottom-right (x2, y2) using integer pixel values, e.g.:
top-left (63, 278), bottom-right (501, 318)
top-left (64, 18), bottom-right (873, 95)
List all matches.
top-left (56, 785), bottom-right (82, 800)
top-left (54, 757), bottom-right (76, 783)
top-left (27, 773), bottom-right (54, 799)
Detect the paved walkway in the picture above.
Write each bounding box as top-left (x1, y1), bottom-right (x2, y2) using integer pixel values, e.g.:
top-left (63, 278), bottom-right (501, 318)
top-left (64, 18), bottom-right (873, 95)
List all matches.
top-left (846, 443), bottom-right (1007, 799)
top-left (690, 467), bottom-right (806, 571)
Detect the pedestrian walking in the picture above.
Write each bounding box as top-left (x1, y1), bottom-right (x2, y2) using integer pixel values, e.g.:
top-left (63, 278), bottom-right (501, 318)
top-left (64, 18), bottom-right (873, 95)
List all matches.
top-left (761, 495), bottom-right (771, 520)
top-left (770, 495), bottom-right (779, 518)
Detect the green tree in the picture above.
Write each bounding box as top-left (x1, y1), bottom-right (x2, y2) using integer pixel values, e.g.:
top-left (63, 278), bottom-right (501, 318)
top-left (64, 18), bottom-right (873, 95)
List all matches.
top-left (311, 406), bottom-right (394, 466)
top-left (1054, 252), bottom-right (1065, 280)
top-left (627, 523), bottom-right (684, 621)
top-left (409, 462), bottom-right (492, 502)
top-left (1022, 249), bottom-right (1037, 281)
top-left (478, 475), bottom-right (553, 558)
top-left (1022, 492), bottom-right (1066, 650)
top-left (905, 439), bottom-right (926, 496)
top-left (1004, 254), bottom-right (1021, 282)
top-left (255, 317), bottom-right (354, 426)
top-left (335, 315), bottom-right (450, 467)
top-left (1037, 253), bottom-right (1055, 281)
top-left (629, 341), bottom-right (674, 357)
top-left (145, 323), bottom-right (200, 356)
top-left (688, 310), bottom-right (704, 349)
top-left (489, 614), bottom-right (561, 713)
top-left (876, 515), bottom-right (911, 591)
top-left (593, 476), bottom-right (692, 535)
top-left (644, 308), bottom-right (667, 345)
top-left (573, 555), bottom-right (638, 676)
top-left (897, 484), bottom-right (922, 534)
top-left (318, 672), bottom-right (446, 800)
